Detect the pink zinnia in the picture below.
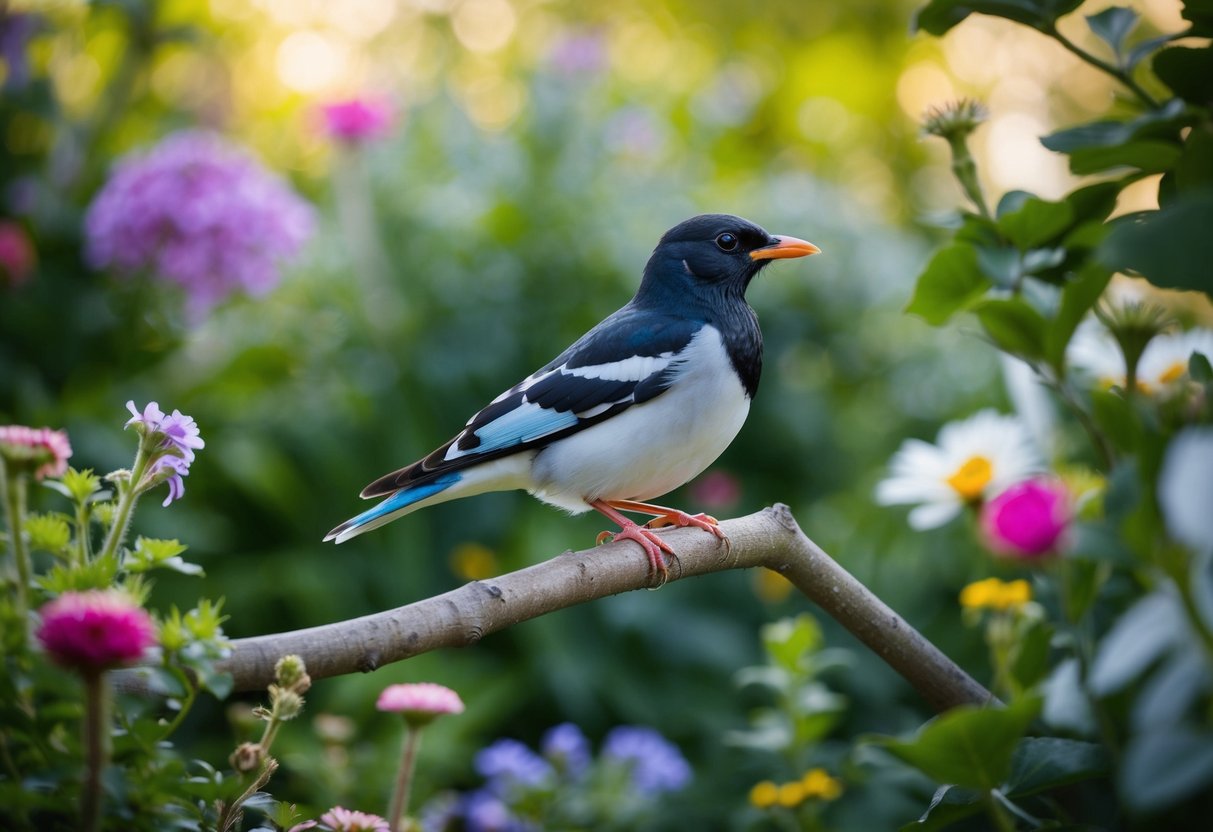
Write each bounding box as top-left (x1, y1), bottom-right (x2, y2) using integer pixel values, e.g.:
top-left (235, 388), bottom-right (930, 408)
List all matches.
top-left (317, 96), bottom-right (394, 144)
top-left (36, 590), bottom-right (157, 673)
top-left (377, 682), bottom-right (465, 727)
top-left (980, 477), bottom-right (1072, 558)
top-left (0, 424), bottom-right (72, 480)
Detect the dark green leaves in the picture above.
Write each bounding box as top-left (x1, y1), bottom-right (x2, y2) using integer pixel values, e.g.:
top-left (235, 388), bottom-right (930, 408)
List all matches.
top-left (1099, 193), bottom-right (1213, 298)
top-left (914, 0), bottom-right (1084, 35)
top-left (1041, 100), bottom-right (1193, 176)
top-left (1153, 45), bottom-right (1213, 106)
top-left (1086, 7), bottom-right (1139, 59)
top-left (997, 194), bottom-right (1073, 249)
top-left (906, 244), bottom-right (989, 325)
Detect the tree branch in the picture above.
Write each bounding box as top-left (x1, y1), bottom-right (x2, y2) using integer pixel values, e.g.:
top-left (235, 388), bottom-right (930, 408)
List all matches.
top-left (119, 505), bottom-right (993, 713)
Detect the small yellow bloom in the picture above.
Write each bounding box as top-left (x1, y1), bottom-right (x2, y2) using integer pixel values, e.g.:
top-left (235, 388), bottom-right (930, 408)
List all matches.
top-left (960, 577), bottom-right (1032, 612)
top-left (801, 767), bottom-right (844, 800)
top-left (754, 568), bottom-right (795, 603)
top-left (749, 780), bottom-right (779, 809)
top-left (450, 542), bottom-right (498, 581)
top-left (777, 781), bottom-right (807, 808)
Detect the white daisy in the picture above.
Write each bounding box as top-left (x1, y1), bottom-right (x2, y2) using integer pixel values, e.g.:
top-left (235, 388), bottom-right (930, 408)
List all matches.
top-left (875, 409), bottom-right (1044, 530)
top-left (1068, 320), bottom-right (1213, 393)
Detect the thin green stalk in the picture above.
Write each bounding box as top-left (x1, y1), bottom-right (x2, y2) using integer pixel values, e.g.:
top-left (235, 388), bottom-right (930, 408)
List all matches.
top-left (97, 446), bottom-right (149, 564)
top-left (388, 725), bottom-right (423, 832)
top-left (1045, 25), bottom-right (1162, 110)
top-left (81, 671), bottom-right (110, 832)
top-left (2, 464), bottom-right (31, 641)
top-left (155, 673), bottom-right (198, 742)
top-left (74, 500), bottom-right (92, 568)
top-left (984, 789), bottom-right (1017, 832)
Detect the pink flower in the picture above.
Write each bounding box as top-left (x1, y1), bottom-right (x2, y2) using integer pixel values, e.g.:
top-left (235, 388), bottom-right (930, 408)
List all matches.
top-left (317, 96), bottom-right (394, 144)
top-left (689, 469), bottom-right (741, 510)
top-left (0, 424), bottom-right (72, 480)
top-left (317, 807), bottom-right (389, 832)
top-left (980, 477), bottom-right (1072, 558)
top-left (36, 591), bottom-right (157, 672)
top-left (377, 682), bottom-right (465, 727)
top-left (0, 220), bottom-right (35, 287)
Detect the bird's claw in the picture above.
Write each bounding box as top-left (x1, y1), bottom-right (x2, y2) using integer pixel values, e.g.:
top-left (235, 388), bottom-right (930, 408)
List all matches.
top-left (643, 510), bottom-right (731, 554)
top-left (598, 523), bottom-right (674, 585)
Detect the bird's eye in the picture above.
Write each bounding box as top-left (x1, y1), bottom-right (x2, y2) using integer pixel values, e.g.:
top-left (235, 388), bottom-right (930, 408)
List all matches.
top-left (715, 232), bottom-right (739, 251)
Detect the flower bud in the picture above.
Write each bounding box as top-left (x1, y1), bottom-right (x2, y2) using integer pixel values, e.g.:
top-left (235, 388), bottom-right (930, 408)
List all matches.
top-left (229, 741), bottom-right (265, 773)
top-left (270, 685), bottom-right (305, 721)
top-left (275, 654), bottom-right (311, 693)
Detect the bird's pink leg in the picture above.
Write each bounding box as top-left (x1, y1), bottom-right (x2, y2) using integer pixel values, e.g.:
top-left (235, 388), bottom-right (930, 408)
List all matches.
top-left (589, 499), bottom-right (675, 580)
top-left (605, 499), bottom-right (729, 546)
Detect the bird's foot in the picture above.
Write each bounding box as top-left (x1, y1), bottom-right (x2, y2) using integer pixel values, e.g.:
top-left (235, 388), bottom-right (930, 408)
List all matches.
top-left (607, 500), bottom-right (732, 554)
top-left (600, 521), bottom-right (675, 583)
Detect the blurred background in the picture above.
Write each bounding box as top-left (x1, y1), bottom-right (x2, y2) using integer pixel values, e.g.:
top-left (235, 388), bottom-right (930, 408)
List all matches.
top-left (0, 0), bottom-right (1188, 828)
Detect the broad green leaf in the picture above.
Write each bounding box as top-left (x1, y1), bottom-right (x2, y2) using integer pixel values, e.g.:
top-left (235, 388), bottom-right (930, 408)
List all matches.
top-left (1041, 99), bottom-right (1189, 153)
top-left (1046, 262), bottom-right (1112, 372)
top-left (879, 696), bottom-right (1041, 790)
top-left (1011, 619), bottom-right (1053, 690)
top-left (1067, 140), bottom-right (1182, 176)
top-left (906, 244), bottom-right (989, 325)
top-left (1085, 7), bottom-right (1139, 57)
top-left (1152, 45), bottom-right (1213, 105)
top-left (997, 195), bottom-right (1074, 249)
top-left (1175, 124), bottom-right (1213, 193)
top-left (1191, 351), bottom-right (1213, 382)
top-left (901, 785), bottom-right (983, 831)
top-left (973, 298), bottom-right (1048, 360)
top-left (975, 246), bottom-right (1022, 287)
top-left (1063, 181), bottom-right (1121, 224)
top-left (1089, 590), bottom-right (1185, 695)
top-left (1180, 0), bottom-right (1213, 36)
top-left (1122, 728), bottom-right (1213, 811)
top-left (1098, 193), bottom-right (1213, 298)
top-left (1089, 389), bottom-right (1142, 453)
top-left (761, 613), bottom-right (822, 672)
top-left (1006, 737), bottom-right (1110, 797)
top-left (1131, 648), bottom-right (1211, 731)
top-left (1043, 659), bottom-right (1097, 734)
top-left (913, 0), bottom-right (1084, 35)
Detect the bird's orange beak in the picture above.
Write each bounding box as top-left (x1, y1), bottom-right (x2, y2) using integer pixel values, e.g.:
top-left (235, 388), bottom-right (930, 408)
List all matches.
top-left (750, 235), bottom-right (821, 261)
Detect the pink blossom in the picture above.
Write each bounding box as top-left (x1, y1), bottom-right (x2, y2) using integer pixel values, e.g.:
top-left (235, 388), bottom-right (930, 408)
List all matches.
top-left (317, 96), bottom-right (395, 144)
top-left (36, 591), bottom-right (156, 672)
top-left (980, 477), bottom-right (1072, 558)
top-left (690, 469), bottom-right (741, 509)
top-left (0, 220), bottom-right (35, 287)
top-left (377, 682), bottom-right (465, 726)
top-left (0, 424), bottom-right (72, 480)
top-left (318, 807), bottom-right (390, 832)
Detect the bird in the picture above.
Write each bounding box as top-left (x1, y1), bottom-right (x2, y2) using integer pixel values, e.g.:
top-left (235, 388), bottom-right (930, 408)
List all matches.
top-left (325, 214), bottom-right (819, 579)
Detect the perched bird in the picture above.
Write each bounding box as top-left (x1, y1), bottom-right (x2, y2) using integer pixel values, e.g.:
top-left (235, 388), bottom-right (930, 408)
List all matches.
top-left (326, 214), bottom-right (819, 578)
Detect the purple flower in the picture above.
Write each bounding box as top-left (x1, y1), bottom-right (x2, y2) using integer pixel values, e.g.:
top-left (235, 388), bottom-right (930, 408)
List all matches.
top-left (317, 95), bottom-right (395, 144)
top-left (85, 130), bottom-right (314, 320)
top-left (547, 29), bottom-right (607, 75)
top-left (474, 739), bottom-right (553, 792)
top-left (421, 790), bottom-right (529, 832)
top-left (0, 13), bottom-right (39, 91)
top-left (980, 477), bottom-right (1071, 559)
top-left (125, 401), bottom-right (205, 506)
top-left (36, 590), bottom-right (157, 673)
top-left (541, 722), bottom-right (590, 778)
top-left (602, 726), bottom-right (691, 795)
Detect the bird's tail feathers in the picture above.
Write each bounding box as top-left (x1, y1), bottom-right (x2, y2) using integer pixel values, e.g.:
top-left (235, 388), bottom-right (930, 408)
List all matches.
top-left (324, 474), bottom-right (461, 544)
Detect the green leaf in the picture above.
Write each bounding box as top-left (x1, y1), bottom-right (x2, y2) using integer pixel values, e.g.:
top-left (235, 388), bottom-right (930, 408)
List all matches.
top-left (1176, 124), bottom-right (1213, 193)
top-left (901, 785), bottom-right (983, 831)
top-left (973, 298), bottom-right (1048, 360)
top-left (1122, 728), bottom-right (1213, 811)
top-left (24, 513), bottom-right (72, 555)
top-left (1011, 619), bottom-right (1053, 690)
top-left (1191, 351), bottom-right (1213, 382)
top-left (1041, 99), bottom-right (1189, 153)
top-left (1089, 389), bottom-right (1142, 453)
top-left (1005, 737), bottom-right (1111, 797)
top-left (1152, 45), bottom-right (1213, 105)
top-left (1098, 193), bottom-right (1213, 298)
top-left (1068, 140), bottom-right (1182, 176)
top-left (913, 0), bottom-right (1084, 35)
top-left (997, 195), bottom-right (1074, 249)
top-left (1086, 7), bottom-right (1139, 58)
top-left (879, 696), bottom-right (1041, 790)
top-left (1180, 0), bottom-right (1213, 36)
top-left (125, 537), bottom-right (202, 576)
top-left (1046, 262), bottom-right (1112, 372)
top-left (1063, 181), bottom-right (1122, 225)
top-left (906, 244), bottom-right (990, 325)
top-left (761, 613), bottom-right (823, 673)
top-left (1089, 590), bottom-right (1185, 695)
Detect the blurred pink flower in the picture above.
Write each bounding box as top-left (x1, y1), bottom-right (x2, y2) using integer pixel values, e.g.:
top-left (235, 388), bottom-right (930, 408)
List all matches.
top-left (980, 477), bottom-right (1072, 558)
top-left (36, 591), bottom-right (156, 673)
top-left (317, 96), bottom-right (395, 144)
top-left (0, 220), bottom-right (35, 287)
top-left (321, 807), bottom-right (389, 832)
top-left (690, 469), bottom-right (741, 510)
top-left (0, 424), bottom-right (72, 480)
top-left (377, 682), bottom-right (465, 727)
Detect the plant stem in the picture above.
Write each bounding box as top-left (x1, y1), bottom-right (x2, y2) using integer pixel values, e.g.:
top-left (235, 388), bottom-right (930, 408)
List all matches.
top-left (74, 500), bottom-right (92, 568)
top-left (1045, 25), bottom-right (1162, 109)
top-left (81, 671), bottom-right (110, 832)
top-left (155, 673), bottom-right (198, 742)
top-left (2, 463), bottom-right (31, 642)
top-left (984, 789), bottom-right (1017, 832)
top-left (388, 725), bottom-right (423, 832)
top-left (97, 445), bottom-right (149, 565)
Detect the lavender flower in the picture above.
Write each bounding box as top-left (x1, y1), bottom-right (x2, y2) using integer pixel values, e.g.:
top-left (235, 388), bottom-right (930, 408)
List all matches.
top-left (124, 401), bottom-right (205, 506)
top-left (475, 739), bottom-right (553, 793)
top-left (602, 726), bottom-right (692, 795)
top-left (541, 722), bottom-right (590, 778)
top-left (421, 789), bottom-right (530, 832)
top-left (85, 130), bottom-right (314, 319)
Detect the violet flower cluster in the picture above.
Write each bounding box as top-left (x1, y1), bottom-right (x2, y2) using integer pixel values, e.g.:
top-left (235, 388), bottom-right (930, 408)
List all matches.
top-left (125, 401), bottom-right (205, 505)
top-left (85, 130), bottom-right (314, 319)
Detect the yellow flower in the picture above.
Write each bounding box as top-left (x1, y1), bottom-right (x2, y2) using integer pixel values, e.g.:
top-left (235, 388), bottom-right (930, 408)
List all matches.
top-left (777, 781), bottom-right (807, 808)
top-left (749, 780), bottom-right (779, 809)
top-left (959, 577), bottom-right (1032, 612)
top-left (753, 568), bottom-right (795, 603)
top-left (449, 542), bottom-right (498, 581)
top-left (801, 768), bottom-right (844, 800)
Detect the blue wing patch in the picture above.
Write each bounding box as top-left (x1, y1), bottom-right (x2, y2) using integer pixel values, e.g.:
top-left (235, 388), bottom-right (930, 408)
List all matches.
top-left (468, 400), bottom-right (580, 455)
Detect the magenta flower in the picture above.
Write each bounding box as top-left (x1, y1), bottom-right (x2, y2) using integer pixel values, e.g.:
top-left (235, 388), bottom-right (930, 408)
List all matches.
top-left (980, 477), bottom-right (1072, 559)
top-left (0, 424), bottom-right (72, 480)
top-left (0, 220), bottom-right (35, 287)
top-left (317, 96), bottom-right (395, 144)
top-left (690, 469), bottom-right (741, 510)
top-left (125, 401), bottom-right (205, 505)
top-left (36, 590), bottom-right (156, 673)
top-left (377, 682), bottom-right (465, 727)
top-left (85, 130), bottom-right (314, 320)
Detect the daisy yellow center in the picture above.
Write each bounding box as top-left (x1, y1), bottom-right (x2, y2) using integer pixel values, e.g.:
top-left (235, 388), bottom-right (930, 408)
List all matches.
top-left (1159, 360), bottom-right (1187, 385)
top-left (946, 455), bottom-right (993, 501)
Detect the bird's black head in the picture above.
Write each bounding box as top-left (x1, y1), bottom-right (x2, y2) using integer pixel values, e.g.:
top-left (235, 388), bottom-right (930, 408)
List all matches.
top-left (636, 213), bottom-right (818, 311)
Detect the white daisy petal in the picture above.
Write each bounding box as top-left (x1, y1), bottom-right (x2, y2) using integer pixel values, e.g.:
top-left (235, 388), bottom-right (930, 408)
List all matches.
top-left (908, 500), bottom-right (963, 530)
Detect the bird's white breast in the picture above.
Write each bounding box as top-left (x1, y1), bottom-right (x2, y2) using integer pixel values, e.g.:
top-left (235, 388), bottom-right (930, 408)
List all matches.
top-left (528, 325), bottom-right (751, 512)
